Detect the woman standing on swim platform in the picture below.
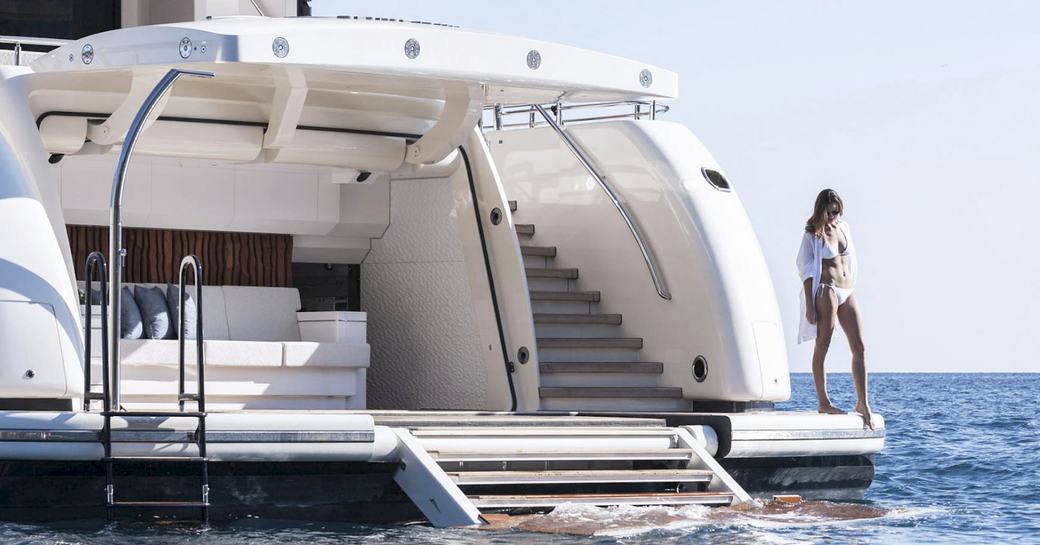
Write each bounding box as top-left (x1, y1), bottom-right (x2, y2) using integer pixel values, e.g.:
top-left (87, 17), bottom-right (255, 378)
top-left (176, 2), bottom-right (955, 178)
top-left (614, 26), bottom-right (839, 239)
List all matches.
top-left (796, 189), bottom-right (873, 429)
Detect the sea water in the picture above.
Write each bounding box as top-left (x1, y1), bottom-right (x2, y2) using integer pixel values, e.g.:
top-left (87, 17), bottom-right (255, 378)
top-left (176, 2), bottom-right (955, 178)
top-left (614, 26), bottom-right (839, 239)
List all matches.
top-left (2, 373), bottom-right (1037, 544)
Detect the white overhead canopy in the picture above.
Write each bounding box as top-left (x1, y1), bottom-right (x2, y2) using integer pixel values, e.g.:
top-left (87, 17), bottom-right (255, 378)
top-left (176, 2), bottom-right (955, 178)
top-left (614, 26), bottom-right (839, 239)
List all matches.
top-left (30, 17), bottom-right (678, 104)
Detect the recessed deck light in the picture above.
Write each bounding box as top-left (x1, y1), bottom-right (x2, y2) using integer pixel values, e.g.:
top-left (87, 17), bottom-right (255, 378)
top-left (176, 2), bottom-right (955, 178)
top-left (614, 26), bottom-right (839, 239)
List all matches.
top-left (179, 37), bottom-right (193, 59)
top-left (404, 38), bottom-right (420, 59)
top-left (272, 37), bottom-right (290, 58)
top-left (639, 69), bottom-right (653, 88)
top-left (81, 43), bottom-right (93, 64)
top-left (526, 50), bottom-right (541, 70)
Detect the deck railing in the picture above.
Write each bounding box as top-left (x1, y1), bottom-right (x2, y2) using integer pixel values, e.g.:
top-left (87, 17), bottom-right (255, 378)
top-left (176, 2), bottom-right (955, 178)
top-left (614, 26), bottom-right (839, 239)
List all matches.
top-left (484, 100), bottom-right (669, 130)
top-left (0, 35), bottom-right (67, 65)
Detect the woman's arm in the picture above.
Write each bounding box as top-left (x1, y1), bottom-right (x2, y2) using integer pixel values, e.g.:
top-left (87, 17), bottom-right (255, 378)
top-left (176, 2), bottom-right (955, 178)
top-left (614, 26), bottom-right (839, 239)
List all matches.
top-left (803, 278), bottom-right (816, 324)
top-left (796, 232), bottom-right (817, 324)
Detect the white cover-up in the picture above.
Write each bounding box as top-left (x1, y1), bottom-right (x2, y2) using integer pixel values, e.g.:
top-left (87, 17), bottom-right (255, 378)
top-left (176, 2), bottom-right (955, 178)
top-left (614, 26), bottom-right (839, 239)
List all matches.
top-left (795, 220), bottom-right (857, 344)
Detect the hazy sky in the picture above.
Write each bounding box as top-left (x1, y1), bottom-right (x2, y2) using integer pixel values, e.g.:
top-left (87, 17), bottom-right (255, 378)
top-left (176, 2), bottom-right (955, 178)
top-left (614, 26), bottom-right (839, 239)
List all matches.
top-left (313, 1), bottom-right (1039, 372)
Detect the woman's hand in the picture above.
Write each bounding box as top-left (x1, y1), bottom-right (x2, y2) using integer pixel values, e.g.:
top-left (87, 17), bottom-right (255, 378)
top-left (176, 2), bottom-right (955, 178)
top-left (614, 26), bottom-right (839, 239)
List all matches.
top-left (806, 307), bottom-right (817, 325)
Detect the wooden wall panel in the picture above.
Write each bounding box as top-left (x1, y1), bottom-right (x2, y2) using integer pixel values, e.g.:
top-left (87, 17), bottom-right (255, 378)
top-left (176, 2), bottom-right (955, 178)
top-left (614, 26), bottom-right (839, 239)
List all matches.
top-left (67, 226), bottom-right (293, 287)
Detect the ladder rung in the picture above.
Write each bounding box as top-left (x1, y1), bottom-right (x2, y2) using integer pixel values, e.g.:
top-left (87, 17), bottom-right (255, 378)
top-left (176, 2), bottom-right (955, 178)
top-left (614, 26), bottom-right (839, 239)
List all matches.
top-left (178, 393), bottom-right (200, 401)
top-left (84, 392), bottom-right (107, 400)
top-left (109, 501), bottom-right (210, 508)
top-left (104, 411), bottom-right (206, 418)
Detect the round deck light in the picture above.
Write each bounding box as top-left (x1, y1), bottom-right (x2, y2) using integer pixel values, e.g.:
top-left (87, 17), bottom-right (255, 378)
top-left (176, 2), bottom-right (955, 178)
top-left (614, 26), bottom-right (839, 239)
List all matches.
top-left (81, 43), bottom-right (93, 65)
top-left (179, 37), bottom-right (193, 59)
top-left (526, 50), bottom-right (541, 70)
top-left (272, 37), bottom-right (290, 58)
top-left (404, 38), bottom-right (421, 59)
top-left (639, 69), bottom-right (653, 88)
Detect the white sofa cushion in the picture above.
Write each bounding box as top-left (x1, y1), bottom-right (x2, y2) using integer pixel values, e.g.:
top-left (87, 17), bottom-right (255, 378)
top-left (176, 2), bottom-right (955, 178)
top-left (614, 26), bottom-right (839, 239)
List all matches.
top-left (223, 286), bottom-right (301, 342)
top-left (282, 342), bottom-right (370, 367)
top-left (119, 339), bottom-right (283, 367)
top-left (205, 340), bottom-right (284, 367)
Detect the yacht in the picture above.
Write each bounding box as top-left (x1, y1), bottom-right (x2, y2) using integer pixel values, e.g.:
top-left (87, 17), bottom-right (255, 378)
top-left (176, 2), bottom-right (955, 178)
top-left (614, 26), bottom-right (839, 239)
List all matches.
top-left (0, 1), bottom-right (884, 525)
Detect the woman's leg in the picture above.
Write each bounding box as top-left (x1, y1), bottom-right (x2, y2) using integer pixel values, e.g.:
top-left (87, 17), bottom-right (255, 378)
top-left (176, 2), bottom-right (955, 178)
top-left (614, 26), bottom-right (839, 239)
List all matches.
top-left (812, 286), bottom-right (843, 414)
top-left (837, 293), bottom-right (873, 429)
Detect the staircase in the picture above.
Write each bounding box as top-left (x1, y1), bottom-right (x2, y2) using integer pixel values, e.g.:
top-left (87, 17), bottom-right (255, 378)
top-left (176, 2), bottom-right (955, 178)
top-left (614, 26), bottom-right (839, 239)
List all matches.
top-left (391, 423), bottom-right (749, 525)
top-left (512, 203), bottom-right (690, 412)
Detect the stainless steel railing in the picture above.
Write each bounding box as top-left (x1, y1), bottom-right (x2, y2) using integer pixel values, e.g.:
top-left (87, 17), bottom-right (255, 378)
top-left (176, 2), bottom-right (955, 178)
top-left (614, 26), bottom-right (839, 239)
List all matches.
top-left (486, 100), bottom-right (669, 130)
top-left (533, 103), bottom-right (671, 300)
top-left (484, 99), bottom-right (672, 300)
top-left (109, 68), bottom-right (214, 408)
top-left (0, 35), bottom-right (67, 65)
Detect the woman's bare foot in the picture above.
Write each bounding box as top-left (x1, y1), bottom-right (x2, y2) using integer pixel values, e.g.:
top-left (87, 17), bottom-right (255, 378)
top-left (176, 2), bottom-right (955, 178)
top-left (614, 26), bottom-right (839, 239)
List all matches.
top-left (854, 402), bottom-right (874, 430)
top-left (818, 403), bottom-right (846, 415)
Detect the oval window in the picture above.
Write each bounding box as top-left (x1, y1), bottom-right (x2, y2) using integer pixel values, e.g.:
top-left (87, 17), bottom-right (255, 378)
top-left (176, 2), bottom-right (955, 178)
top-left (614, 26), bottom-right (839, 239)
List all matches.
top-left (701, 168), bottom-right (731, 191)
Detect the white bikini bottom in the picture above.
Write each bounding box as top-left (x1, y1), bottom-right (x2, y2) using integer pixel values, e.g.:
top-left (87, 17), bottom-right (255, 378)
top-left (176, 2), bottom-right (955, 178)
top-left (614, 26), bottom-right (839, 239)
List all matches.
top-left (818, 283), bottom-right (854, 306)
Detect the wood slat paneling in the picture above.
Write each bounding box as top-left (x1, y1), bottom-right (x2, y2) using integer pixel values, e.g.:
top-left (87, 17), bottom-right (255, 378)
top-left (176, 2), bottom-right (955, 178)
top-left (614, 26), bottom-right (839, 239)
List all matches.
top-left (67, 225), bottom-right (293, 287)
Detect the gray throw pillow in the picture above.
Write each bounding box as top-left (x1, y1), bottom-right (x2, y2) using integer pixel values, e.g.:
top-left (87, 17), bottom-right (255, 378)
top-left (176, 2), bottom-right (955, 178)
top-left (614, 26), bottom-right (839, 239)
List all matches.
top-left (119, 286), bottom-right (143, 339)
top-left (165, 284), bottom-right (198, 340)
top-left (135, 286), bottom-right (171, 340)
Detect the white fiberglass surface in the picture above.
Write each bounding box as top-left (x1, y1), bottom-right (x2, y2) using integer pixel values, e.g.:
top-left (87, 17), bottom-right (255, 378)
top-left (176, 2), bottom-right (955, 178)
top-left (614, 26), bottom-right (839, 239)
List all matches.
top-left (29, 18), bottom-right (676, 105)
top-left (491, 121), bottom-right (790, 402)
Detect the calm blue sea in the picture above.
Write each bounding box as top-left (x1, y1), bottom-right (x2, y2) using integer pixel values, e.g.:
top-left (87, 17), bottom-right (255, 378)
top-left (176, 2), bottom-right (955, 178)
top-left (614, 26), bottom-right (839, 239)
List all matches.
top-left (2, 373), bottom-right (1037, 544)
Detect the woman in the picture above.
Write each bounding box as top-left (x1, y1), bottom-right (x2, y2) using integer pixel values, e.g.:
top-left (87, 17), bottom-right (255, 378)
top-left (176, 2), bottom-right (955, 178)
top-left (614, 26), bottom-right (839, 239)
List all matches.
top-left (796, 189), bottom-right (873, 429)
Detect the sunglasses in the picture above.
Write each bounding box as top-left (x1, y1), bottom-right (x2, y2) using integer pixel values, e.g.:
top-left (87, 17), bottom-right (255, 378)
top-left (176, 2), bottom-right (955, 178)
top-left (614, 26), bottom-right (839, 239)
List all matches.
top-left (827, 209), bottom-right (841, 216)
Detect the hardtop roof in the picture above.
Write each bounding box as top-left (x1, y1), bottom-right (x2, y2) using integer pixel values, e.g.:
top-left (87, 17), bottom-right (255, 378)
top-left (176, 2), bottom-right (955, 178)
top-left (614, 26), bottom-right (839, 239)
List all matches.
top-left (30, 17), bottom-right (678, 104)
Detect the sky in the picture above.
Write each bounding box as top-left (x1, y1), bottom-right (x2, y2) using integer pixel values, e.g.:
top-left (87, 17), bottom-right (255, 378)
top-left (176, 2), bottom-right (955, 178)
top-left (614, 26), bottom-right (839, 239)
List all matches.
top-left (313, 0), bottom-right (1039, 373)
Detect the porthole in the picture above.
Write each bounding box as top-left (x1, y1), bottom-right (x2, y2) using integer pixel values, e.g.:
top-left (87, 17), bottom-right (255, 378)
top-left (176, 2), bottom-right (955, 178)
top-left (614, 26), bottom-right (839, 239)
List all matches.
top-left (692, 356), bottom-right (708, 382)
top-left (517, 346), bottom-right (530, 364)
top-left (489, 207), bottom-right (503, 225)
top-left (701, 168), bottom-right (731, 191)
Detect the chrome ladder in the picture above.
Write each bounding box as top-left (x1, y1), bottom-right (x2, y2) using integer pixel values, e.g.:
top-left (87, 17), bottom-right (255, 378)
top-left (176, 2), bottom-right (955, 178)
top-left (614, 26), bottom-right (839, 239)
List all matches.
top-left (83, 253), bottom-right (210, 522)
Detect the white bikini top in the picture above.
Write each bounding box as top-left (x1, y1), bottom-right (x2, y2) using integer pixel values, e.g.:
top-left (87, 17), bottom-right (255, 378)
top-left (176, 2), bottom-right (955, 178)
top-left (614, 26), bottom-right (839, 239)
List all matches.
top-left (820, 226), bottom-right (849, 260)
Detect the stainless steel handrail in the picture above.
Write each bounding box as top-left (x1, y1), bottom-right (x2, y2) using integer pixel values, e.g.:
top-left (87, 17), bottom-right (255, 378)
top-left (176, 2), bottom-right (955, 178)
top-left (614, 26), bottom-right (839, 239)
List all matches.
top-left (83, 251), bottom-right (110, 412)
top-left (498, 111), bottom-right (665, 129)
top-left (177, 255), bottom-right (206, 414)
top-left (0, 35), bottom-right (67, 66)
top-left (490, 100), bottom-right (669, 129)
top-left (532, 103), bottom-right (671, 300)
top-left (109, 68), bottom-right (214, 409)
top-left (0, 35), bottom-right (68, 47)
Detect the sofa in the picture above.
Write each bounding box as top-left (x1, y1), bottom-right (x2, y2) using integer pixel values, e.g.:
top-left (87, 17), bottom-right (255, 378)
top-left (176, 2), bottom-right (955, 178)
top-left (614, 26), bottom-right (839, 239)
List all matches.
top-left (80, 283), bottom-right (369, 410)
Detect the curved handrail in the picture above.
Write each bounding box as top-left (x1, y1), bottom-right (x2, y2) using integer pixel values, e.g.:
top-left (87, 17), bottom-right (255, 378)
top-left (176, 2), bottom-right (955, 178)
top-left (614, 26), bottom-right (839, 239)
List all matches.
top-left (532, 103), bottom-right (671, 300)
top-left (108, 68), bottom-right (214, 409)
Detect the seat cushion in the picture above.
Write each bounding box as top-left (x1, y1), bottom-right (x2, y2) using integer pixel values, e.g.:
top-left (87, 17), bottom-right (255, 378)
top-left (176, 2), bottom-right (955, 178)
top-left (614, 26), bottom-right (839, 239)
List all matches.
top-left (135, 285), bottom-right (171, 340)
top-left (119, 339), bottom-right (283, 367)
top-left (282, 342), bottom-right (370, 367)
top-left (120, 286), bottom-right (143, 339)
top-left (223, 286), bottom-right (302, 341)
top-left (165, 283), bottom-right (198, 340)
top-left (204, 340), bottom-right (284, 367)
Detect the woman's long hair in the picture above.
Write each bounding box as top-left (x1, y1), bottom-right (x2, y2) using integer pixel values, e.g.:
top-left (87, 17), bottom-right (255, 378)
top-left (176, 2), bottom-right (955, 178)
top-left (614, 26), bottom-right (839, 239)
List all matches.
top-left (805, 189), bottom-right (844, 237)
